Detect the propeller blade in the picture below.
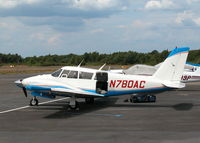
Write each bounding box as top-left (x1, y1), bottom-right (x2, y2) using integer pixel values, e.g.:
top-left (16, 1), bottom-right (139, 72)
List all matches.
top-left (22, 87), bottom-right (27, 97)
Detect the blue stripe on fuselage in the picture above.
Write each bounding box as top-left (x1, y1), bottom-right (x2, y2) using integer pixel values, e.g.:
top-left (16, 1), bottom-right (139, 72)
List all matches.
top-left (82, 87), bottom-right (171, 96)
top-left (25, 85), bottom-right (69, 91)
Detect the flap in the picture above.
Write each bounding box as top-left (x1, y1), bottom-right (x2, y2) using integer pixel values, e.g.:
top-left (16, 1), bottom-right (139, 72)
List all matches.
top-left (51, 87), bottom-right (104, 97)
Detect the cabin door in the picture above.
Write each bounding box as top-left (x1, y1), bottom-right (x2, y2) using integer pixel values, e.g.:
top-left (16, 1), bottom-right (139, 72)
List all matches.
top-left (96, 72), bottom-right (108, 94)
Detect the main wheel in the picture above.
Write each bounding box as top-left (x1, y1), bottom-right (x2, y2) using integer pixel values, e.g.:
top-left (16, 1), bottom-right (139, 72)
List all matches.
top-left (130, 98), bottom-right (133, 103)
top-left (85, 97), bottom-right (94, 104)
top-left (130, 96), bottom-right (138, 103)
top-left (69, 101), bottom-right (79, 110)
top-left (147, 95), bottom-right (156, 102)
top-left (151, 95), bottom-right (156, 102)
top-left (30, 98), bottom-right (39, 106)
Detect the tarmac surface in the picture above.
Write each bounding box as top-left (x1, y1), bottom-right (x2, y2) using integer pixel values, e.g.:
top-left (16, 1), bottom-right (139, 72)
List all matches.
top-left (0, 73), bottom-right (200, 143)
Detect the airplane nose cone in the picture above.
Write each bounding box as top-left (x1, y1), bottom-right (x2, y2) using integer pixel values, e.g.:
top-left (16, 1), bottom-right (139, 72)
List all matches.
top-left (14, 79), bottom-right (23, 87)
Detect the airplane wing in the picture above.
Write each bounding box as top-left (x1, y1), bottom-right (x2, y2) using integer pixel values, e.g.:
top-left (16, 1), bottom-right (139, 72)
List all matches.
top-left (51, 87), bottom-right (105, 98)
top-left (24, 82), bottom-right (105, 98)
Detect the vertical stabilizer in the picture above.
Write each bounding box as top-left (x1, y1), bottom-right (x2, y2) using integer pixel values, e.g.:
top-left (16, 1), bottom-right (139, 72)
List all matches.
top-left (153, 47), bottom-right (189, 87)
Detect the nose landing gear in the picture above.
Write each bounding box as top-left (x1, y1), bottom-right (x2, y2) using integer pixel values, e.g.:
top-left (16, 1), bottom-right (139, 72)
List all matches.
top-left (30, 96), bottom-right (39, 106)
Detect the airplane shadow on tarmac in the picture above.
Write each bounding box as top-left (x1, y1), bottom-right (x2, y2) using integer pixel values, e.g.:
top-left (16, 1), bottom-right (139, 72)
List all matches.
top-left (112, 103), bottom-right (194, 111)
top-left (35, 97), bottom-right (119, 119)
top-left (31, 97), bottom-right (196, 119)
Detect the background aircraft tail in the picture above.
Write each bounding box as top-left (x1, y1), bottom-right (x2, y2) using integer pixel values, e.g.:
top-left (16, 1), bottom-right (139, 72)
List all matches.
top-left (153, 47), bottom-right (190, 88)
top-left (194, 67), bottom-right (200, 74)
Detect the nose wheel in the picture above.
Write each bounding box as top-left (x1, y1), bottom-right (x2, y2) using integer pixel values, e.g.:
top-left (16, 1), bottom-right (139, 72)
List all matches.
top-left (30, 97), bottom-right (39, 106)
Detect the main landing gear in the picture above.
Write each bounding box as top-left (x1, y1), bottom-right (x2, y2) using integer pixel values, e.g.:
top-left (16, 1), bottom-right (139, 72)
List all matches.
top-left (68, 97), bottom-right (95, 110)
top-left (68, 96), bottom-right (79, 110)
top-left (85, 97), bottom-right (94, 104)
top-left (30, 96), bottom-right (39, 106)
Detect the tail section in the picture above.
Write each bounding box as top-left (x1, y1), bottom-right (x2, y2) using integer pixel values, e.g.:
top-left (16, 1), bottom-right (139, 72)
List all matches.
top-left (153, 47), bottom-right (190, 88)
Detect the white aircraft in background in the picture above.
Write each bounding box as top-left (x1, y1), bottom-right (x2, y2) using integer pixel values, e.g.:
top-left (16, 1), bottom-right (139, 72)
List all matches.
top-left (15, 47), bottom-right (189, 109)
top-left (110, 60), bottom-right (200, 83)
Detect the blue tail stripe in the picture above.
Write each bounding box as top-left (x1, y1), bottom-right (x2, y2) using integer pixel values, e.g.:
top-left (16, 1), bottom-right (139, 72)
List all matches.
top-left (167, 47), bottom-right (190, 58)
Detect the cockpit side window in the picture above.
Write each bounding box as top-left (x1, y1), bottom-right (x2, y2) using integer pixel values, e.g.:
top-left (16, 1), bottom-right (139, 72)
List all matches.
top-left (61, 70), bottom-right (70, 78)
top-left (79, 72), bottom-right (93, 79)
top-left (51, 69), bottom-right (62, 77)
top-left (67, 70), bottom-right (78, 78)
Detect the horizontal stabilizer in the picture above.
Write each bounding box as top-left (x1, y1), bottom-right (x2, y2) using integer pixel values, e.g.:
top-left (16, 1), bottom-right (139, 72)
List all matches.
top-left (162, 82), bottom-right (185, 88)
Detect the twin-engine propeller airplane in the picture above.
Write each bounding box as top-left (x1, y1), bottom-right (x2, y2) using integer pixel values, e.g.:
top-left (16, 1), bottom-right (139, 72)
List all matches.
top-left (15, 47), bottom-right (189, 109)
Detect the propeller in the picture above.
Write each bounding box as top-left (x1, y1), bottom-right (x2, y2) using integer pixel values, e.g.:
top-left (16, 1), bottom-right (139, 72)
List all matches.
top-left (22, 87), bottom-right (28, 97)
top-left (20, 79), bottom-right (27, 97)
top-left (15, 79), bottom-right (28, 97)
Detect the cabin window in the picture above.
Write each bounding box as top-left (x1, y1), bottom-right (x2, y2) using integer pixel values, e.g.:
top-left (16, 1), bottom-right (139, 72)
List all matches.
top-left (51, 69), bottom-right (62, 77)
top-left (67, 71), bottom-right (78, 78)
top-left (79, 72), bottom-right (93, 79)
top-left (61, 70), bottom-right (70, 78)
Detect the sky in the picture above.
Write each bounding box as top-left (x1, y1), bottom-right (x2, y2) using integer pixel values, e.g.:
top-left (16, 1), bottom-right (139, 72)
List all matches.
top-left (0, 0), bottom-right (199, 57)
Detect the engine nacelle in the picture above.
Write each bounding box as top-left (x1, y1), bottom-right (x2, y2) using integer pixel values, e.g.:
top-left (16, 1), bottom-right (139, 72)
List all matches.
top-left (31, 92), bottom-right (55, 99)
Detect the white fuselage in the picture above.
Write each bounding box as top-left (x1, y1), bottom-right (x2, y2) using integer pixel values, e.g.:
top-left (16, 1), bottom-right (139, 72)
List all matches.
top-left (21, 66), bottom-right (167, 97)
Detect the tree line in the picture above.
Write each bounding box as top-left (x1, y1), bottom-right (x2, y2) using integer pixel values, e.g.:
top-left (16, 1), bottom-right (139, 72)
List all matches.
top-left (0, 49), bottom-right (199, 66)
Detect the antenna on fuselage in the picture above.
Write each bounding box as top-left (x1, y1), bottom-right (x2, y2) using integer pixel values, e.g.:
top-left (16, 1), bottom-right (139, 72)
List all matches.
top-left (98, 63), bottom-right (106, 71)
top-left (108, 66), bottom-right (111, 71)
top-left (78, 59), bottom-right (84, 67)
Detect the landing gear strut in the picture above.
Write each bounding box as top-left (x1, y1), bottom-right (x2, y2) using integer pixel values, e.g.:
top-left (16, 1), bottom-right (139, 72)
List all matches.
top-left (30, 96), bottom-right (39, 106)
top-left (68, 96), bottom-right (79, 110)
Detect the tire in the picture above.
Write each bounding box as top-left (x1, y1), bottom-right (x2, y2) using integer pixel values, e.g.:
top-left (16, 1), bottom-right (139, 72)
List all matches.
top-left (30, 98), bottom-right (38, 106)
top-left (148, 95), bottom-right (156, 102)
top-left (133, 96), bottom-right (139, 103)
top-left (85, 97), bottom-right (94, 104)
top-left (129, 96), bottom-right (135, 103)
top-left (152, 95), bottom-right (156, 102)
top-left (69, 101), bottom-right (79, 110)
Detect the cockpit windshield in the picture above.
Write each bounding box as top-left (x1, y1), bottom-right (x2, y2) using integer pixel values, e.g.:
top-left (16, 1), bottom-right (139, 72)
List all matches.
top-left (61, 70), bottom-right (70, 77)
top-left (51, 69), bottom-right (62, 77)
